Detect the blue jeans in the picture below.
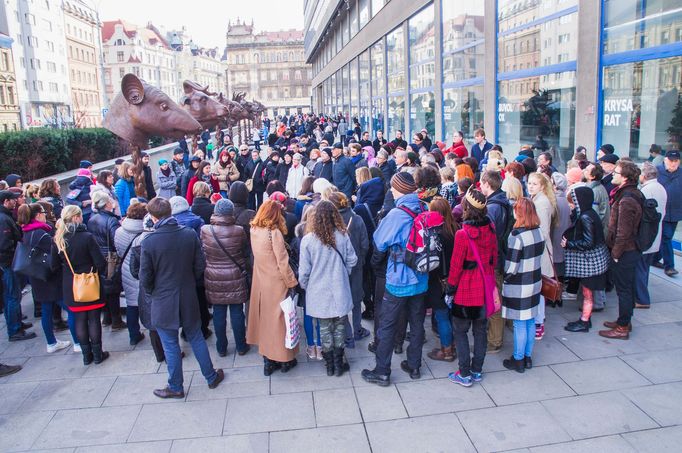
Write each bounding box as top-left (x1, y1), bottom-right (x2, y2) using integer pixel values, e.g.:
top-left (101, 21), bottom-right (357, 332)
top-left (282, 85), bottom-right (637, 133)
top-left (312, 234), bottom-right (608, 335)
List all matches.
top-left (513, 319), bottom-right (536, 360)
top-left (434, 308), bottom-right (453, 348)
top-left (635, 253), bottom-right (655, 306)
top-left (157, 326), bottom-right (217, 393)
top-left (303, 304), bottom-right (321, 347)
top-left (1, 266), bottom-right (22, 337)
top-left (40, 300), bottom-right (76, 345)
top-left (126, 306), bottom-right (142, 342)
top-left (213, 304), bottom-right (247, 354)
top-left (659, 221), bottom-right (678, 271)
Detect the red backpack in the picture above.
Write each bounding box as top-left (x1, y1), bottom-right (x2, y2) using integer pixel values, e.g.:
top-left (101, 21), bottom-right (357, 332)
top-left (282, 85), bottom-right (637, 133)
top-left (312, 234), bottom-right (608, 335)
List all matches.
top-left (398, 205), bottom-right (444, 273)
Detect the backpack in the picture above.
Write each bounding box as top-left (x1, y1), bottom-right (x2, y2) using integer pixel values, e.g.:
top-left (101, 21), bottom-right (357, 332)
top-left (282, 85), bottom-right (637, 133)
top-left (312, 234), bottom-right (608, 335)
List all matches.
top-left (398, 204), bottom-right (444, 273)
top-left (487, 198), bottom-right (514, 256)
top-left (623, 192), bottom-right (661, 251)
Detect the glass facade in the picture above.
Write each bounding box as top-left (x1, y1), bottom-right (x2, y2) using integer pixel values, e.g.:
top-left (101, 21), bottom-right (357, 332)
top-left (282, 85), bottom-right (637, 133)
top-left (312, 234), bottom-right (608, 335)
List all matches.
top-left (603, 0), bottom-right (682, 54)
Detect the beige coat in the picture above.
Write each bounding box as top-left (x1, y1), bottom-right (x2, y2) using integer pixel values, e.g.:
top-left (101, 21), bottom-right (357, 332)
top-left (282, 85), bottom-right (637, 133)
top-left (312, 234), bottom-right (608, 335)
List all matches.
top-left (532, 192), bottom-right (555, 277)
top-left (212, 161), bottom-right (240, 191)
top-left (246, 226), bottom-right (298, 362)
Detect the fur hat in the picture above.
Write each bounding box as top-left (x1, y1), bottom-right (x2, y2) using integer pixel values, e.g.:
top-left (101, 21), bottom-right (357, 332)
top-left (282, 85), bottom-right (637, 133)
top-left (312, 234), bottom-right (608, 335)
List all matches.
top-left (169, 196), bottom-right (189, 215)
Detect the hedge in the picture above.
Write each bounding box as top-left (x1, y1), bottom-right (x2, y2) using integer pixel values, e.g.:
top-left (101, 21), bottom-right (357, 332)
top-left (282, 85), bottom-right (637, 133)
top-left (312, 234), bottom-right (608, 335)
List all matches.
top-left (0, 128), bottom-right (171, 181)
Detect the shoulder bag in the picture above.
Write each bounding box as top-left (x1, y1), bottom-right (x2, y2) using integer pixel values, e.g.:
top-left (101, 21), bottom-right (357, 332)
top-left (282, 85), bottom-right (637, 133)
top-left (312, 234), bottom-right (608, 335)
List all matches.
top-left (541, 245), bottom-right (563, 302)
top-left (12, 231), bottom-right (53, 281)
top-left (244, 162), bottom-right (259, 192)
top-left (63, 248), bottom-right (100, 303)
top-left (210, 226), bottom-right (251, 296)
top-left (102, 228), bottom-right (124, 294)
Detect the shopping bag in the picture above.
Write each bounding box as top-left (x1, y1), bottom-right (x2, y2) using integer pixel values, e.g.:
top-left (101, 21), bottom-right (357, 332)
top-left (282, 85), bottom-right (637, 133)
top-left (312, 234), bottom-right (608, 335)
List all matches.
top-left (280, 293), bottom-right (300, 349)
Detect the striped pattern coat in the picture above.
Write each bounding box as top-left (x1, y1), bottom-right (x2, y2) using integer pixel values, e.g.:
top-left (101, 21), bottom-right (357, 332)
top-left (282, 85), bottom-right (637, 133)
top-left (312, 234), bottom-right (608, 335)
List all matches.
top-left (502, 227), bottom-right (544, 321)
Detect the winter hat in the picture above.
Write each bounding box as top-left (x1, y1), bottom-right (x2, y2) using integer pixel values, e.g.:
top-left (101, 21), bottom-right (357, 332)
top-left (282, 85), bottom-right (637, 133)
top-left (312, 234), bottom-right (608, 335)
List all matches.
top-left (77, 168), bottom-right (91, 177)
top-left (269, 191), bottom-right (287, 204)
top-left (390, 172), bottom-right (417, 195)
top-left (140, 152), bottom-right (150, 158)
top-left (214, 198), bottom-right (234, 216)
top-left (158, 159), bottom-right (168, 166)
top-left (599, 144), bottom-right (615, 155)
top-left (320, 147), bottom-right (333, 159)
top-left (598, 154), bottom-right (619, 165)
top-left (115, 158), bottom-right (125, 165)
top-left (142, 213), bottom-right (155, 231)
top-left (4, 174), bottom-right (21, 187)
top-left (312, 178), bottom-right (333, 194)
top-left (169, 196), bottom-right (190, 215)
top-left (173, 148), bottom-right (184, 156)
top-left (79, 160), bottom-right (93, 168)
top-left (210, 193), bottom-right (223, 204)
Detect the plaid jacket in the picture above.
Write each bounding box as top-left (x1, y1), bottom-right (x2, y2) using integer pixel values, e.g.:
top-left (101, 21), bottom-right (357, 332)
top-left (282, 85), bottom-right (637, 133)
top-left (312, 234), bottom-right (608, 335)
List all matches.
top-left (502, 227), bottom-right (544, 321)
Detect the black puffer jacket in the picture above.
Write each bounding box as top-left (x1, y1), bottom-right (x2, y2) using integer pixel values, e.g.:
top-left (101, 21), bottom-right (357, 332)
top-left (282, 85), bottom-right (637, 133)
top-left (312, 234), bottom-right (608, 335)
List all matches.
top-left (565, 186), bottom-right (605, 251)
top-left (191, 197), bottom-right (214, 225)
top-left (87, 210), bottom-right (120, 256)
top-left (0, 206), bottom-right (21, 267)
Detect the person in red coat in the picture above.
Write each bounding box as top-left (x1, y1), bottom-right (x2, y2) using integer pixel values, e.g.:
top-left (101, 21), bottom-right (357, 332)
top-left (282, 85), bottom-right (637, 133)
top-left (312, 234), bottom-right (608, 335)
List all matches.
top-left (446, 188), bottom-right (498, 387)
top-left (186, 161), bottom-right (220, 205)
top-left (445, 131), bottom-right (468, 158)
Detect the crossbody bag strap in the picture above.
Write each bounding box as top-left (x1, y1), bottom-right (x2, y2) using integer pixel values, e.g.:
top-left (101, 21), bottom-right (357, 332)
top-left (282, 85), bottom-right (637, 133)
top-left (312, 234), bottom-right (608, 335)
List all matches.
top-left (544, 243), bottom-right (559, 279)
top-left (62, 247), bottom-right (77, 275)
top-left (210, 226), bottom-right (246, 274)
top-left (463, 229), bottom-right (486, 281)
top-left (332, 245), bottom-right (346, 268)
top-left (120, 232), bottom-right (142, 263)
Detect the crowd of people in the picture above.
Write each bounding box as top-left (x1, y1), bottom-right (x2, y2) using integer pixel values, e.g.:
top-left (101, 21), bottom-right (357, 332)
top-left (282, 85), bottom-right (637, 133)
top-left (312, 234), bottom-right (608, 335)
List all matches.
top-left (0, 113), bottom-right (679, 397)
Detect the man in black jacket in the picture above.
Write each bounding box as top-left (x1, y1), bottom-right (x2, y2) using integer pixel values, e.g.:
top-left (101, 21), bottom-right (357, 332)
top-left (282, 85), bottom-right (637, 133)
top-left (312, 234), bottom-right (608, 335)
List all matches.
top-left (373, 130), bottom-right (387, 152)
top-left (140, 197), bottom-right (223, 398)
top-left (245, 150), bottom-right (266, 210)
top-left (0, 190), bottom-right (35, 341)
top-left (300, 134), bottom-right (318, 154)
top-left (141, 152), bottom-right (157, 199)
top-left (391, 130), bottom-right (408, 150)
top-left (170, 149), bottom-right (186, 195)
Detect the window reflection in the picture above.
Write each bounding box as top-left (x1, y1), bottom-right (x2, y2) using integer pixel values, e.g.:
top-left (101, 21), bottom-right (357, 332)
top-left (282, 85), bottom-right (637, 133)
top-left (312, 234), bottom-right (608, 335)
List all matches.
top-left (387, 27), bottom-right (404, 93)
top-left (604, 0), bottom-right (682, 54)
top-left (388, 95), bottom-right (405, 139)
top-left (443, 86), bottom-right (484, 141)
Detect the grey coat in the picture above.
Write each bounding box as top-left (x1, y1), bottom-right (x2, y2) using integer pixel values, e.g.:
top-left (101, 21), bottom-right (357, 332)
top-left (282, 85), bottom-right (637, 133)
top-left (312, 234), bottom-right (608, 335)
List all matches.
top-left (587, 180), bottom-right (610, 237)
top-left (552, 189), bottom-right (572, 265)
top-left (114, 217), bottom-right (144, 306)
top-left (338, 207), bottom-right (368, 302)
top-left (298, 230), bottom-right (358, 319)
top-left (157, 169), bottom-right (177, 199)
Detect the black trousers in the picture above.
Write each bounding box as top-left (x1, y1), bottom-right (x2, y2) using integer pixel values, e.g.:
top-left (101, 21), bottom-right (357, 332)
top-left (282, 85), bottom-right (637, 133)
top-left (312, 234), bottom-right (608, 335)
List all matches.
top-left (374, 290), bottom-right (425, 375)
top-left (612, 250), bottom-right (641, 326)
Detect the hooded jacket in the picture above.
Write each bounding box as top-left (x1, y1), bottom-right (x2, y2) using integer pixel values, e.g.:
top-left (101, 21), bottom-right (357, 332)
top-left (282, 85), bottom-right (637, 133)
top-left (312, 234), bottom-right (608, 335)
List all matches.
top-left (87, 209), bottom-right (120, 257)
top-left (607, 183), bottom-right (643, 259)
top-left (20, 220), bottom-right (60, 302)
top-left (0, 205), bottom-right (21, 267)
top-left (332, 154), bottom-right (357, 199)
top-left (68, 175), bottom-right (93, 219)
top-left (564, 186), bottom-right (605, 252)
top-left (229, 182), bottom-right (256, 240)
top-left (356, 177), bottom-right (385, 217)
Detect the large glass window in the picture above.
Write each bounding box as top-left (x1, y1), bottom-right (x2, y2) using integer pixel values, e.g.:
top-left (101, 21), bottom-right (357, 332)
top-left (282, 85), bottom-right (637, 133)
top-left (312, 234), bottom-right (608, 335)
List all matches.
top-left (350, 0), bottom-right (359, 38)
top-left (410, 92), bottom-right (435, 140)
top-left (443, 2), bottom-right (485, 82)
top-left (359, 0), bottom-right (370, 29)
top-left (386, 27), bottom-right (404, 94)
top-left (359, 50), bottom-right (371, 133)
top-left (498, 0), bottom-right (578, 32)
top-left (372, 97), bottom-right (385, 135)
top-left (341, 13), bottom-right (349, 47)
top-left (604, 0), bottom-right (682, 54)
top-left (408, 5), bottom-right (435, 89)
top-left (371, 39), bottom-right (385, 97)
top-left (443, 86), bottom-right (484, 141)
top-left (601, 56), bottom-right (682, 160)
top-left (388, 95), bottom-right (405, 139)
top-left (498, 71), bottom-right (577, 165)
top-left (341, 65), bottom-right (349, 119)
top-left (371, 0), bottom-right (385, 18)
top-left (350, 58), bottom-right (359, 124)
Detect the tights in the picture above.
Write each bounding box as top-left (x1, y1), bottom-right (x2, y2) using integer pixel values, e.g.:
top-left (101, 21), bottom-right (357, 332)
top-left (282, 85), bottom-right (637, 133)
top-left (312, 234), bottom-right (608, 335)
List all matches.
top-left (580, 286), bottom-right (594, 322)
top-left (74, 309), bottom-right (102, 346)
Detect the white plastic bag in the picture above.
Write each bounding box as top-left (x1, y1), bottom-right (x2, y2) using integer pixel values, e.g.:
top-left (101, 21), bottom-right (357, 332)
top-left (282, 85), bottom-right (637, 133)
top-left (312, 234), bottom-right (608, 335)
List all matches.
top-left (280, 293), bottom-right (300, 349)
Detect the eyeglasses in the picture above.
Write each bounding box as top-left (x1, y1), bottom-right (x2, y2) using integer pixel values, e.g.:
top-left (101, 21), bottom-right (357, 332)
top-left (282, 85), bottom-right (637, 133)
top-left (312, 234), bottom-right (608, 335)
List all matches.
top-left (613, 170), bottom-right (622, 175)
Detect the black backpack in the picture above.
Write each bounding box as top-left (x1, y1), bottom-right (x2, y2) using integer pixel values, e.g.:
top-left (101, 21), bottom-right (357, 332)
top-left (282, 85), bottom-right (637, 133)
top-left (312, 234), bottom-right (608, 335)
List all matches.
top-left (487, 198), bottom-right (514, 256)
top-left (623, 192), bottom-right (661, 252)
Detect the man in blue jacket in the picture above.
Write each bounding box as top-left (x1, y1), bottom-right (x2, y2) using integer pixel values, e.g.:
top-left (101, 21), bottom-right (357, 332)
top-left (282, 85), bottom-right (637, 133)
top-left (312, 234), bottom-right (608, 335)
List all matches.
top-left (362, 173), bottom-right (428, 386)
top-left (655, 151), bottom-right (682, 276)
top-left (471, 128), bottom-right (493, 165)
top-left (331, 142), bottom-right (356, 200)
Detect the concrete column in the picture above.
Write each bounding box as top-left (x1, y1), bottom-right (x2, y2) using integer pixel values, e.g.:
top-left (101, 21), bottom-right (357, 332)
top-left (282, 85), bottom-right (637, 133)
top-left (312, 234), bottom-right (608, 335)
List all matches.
top-left (433, 0), bottom-right (444, 141)
top-left (575, 0), bottom-right (602, 159)
top-left (483, 0), bottom-right (498, 139)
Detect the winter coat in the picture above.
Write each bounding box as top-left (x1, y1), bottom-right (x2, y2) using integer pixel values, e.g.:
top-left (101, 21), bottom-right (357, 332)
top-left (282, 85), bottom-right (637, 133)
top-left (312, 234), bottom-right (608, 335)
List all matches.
top-left (332, 155), bottom-right (357, 199)
top-left (552, 188), bottom-right (572, 265)
top-left (294, 194), bottom-right (313, 222)
top-left (587, 180), bottom-right (611, 237)
top-left (298, 230), bottom-right (357, 318)
top-left (129, 231), bottom-right (153, 328)
top-left (114, 177), bottom-right (136, 217)
top-left (339, 207), bottom-right (369, 302)
top-left (246, 227), bottom-right (298, 362)
top-left (378, 160), bottom-right (397, 190)
top-left (502, 227), bottom-right (544, 321)
top-left (356, 177), bottom-right (385, 217)
top-left (640, 179), bottom-right (667, 254)
top-left (200, 215), bottom-right (249, 305)
top-left (90, 183), bottom-right (121, 217)
top-left (373, 137), bottom-right (387, 152)
top-left (21, 221), bottom-right (61, 302)
top-left (275, 162), bottom-right (290, 187)
top-left (447, 219), bottom-right (498, 318)
top-left (191, 197), bottom-right (214, 225)
top-left (173, 210), bottom-right (204, 237)
top-left (140, 217), bottom-right (206, 330)
top-left (55, 224), bottom-right (106, 310)
top-left (244, 159), bottom-right (266, 192)
top-left (0, 205), bottom-right (21, 267)
top-left (471, 141), bottom-right (492, 166)
top-left (486, 190), bottom-right (512, 270)
top-left (229, 182), bottom-right (256, 242)
top-left (607, 183), bottom-right (643, 260)
top-left (142, 165), bottom-right (156, 199)
top-left (186, 175), bottom-right (220, 206)
top-left (67, 176), bottom-right (93, 220)
top-left (656, 164), bottom-right (682, 222)
top-left (156, 169), bottom-right (177, 199)
top-left (87, 210), bottom-right (120, 257)
top-left (40, 195), bottom-right (65, 221)
top-left (313, 160), bottom-right (333, 181)
top-left (445, 141), bottom-right (468, 158)
top-left (114, 217), bottom-right (144, 307)
top-left (213, 160), bottom-right (240, 192)
top-left (286, 164), bottom-right (309, 197)
top-left (531, 192), bottom-right (555, 277)
top-left (170, 159), bottom-right (186, 192)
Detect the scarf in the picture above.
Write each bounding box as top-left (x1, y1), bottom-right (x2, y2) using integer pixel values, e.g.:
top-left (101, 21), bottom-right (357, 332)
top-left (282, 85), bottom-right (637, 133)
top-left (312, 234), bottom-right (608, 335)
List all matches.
top-left (160, 167), bottom-right (171, 177)
top-left (351, 155), bottom-right (363, 165)
top-left (201, 174), bottom-right (213, 186)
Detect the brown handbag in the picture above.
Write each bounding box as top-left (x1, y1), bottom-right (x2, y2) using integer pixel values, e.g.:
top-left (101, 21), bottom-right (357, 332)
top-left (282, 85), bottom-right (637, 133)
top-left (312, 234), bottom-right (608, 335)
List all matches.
top-left (63, 249), bottom-right (100, 303)
top-left (541, 245), bottom-right (563, 302)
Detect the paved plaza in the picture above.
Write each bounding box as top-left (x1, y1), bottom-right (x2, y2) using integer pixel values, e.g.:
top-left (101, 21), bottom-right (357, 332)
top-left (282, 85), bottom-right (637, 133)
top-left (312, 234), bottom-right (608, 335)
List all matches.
top-left (1, 266), bottom-right (682, 452)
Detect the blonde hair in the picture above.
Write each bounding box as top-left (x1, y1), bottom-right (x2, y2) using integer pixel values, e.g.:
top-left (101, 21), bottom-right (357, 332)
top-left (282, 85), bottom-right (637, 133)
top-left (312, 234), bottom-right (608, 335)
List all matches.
top-left (439, 167), bottom-right (455, 183)
top-left (355, 167), bottom-right (371, 185)
top-left (528, 172), bottom-right (558, 227)
top-left (192, 181), bottom-right (211, 198)
top-left (24, 183), bottom-right (39, 200)
top-left (501, 175), bottom-right (523, 202)
top-left (488, 150), bottom-right (503, 161)
top-left (54, 205), bottom-right (82, 253)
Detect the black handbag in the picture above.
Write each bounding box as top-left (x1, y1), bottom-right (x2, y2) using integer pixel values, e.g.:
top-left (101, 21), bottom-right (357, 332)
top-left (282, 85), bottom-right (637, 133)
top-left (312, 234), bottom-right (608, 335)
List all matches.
top-left (102, 233), bottom-right (140, 295)
top-left (12, 232), bottom-right (52, 281)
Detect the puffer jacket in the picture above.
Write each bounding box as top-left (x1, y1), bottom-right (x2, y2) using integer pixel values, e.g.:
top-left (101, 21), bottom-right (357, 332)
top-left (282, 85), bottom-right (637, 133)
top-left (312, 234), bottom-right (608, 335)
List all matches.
top-left (200, 215), bottom-right (249, 305)
top-left (157, 169), bottom-right (177, 199)
top-left (114, 217), bottom-right (144, 307)
top-left (87, 209), bottom-right (120, 257)
top-left (114, 177), bottom-right (135, 216)
top-left (174, 210), bottom-right (204, 237)
top-left (129, 230), bottom-right (153, 328)
top-left (67, 175), bottom-right (93, 220)
top-left (565, 186), bottom-right (605, 251)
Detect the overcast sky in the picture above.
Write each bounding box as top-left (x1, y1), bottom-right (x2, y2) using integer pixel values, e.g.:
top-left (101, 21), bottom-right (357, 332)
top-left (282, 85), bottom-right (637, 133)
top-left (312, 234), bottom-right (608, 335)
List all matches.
top-left (97, 0), bottom-right (305, 49)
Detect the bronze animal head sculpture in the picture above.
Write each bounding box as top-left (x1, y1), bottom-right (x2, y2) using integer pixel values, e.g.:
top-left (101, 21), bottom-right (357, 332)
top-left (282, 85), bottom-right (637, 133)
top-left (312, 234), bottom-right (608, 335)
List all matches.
top-left (104, 74), bottom-right (202, 148)
top-left (181, 80), bottom-right (228, 129)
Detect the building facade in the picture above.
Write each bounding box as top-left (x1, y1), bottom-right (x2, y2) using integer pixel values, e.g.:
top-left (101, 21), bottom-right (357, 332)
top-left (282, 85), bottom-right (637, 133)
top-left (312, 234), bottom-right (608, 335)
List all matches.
top-left (63, 0), bottom-right (103, 128)
top-left (167, 28), bottom-right (223, 94)
top-left (224, 19), bottom-right (311, 117)
top-left (101, 20), bottom-right (179, 108)
top-left (0, 24), bottom-right (21, 131)
top-left (305, 0), bottom-right (682, 166)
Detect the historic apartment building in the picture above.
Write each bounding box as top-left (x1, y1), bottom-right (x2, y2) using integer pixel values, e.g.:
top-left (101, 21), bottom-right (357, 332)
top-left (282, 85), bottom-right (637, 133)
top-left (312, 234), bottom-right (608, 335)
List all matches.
top-left (63, 0), bottom-right (104, 128)
top-left (168, 28), bottom-right (223, 94)
top-left (224, 19), bottom-right (311, 117)
top-left (0, 28), bottom-right (21, 132)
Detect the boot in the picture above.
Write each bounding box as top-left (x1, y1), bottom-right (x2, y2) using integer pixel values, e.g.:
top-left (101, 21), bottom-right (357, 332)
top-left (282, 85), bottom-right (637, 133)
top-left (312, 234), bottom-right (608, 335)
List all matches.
top-left (564, 319), bottom-right (591, 333)
top-left (322, 350), bottom-right (334, 376)
top-left (263, 357), bottom-right (281, 376)
top-left (92, 343), bottom-right (110, 364)
top-left (598, 325), bottom-right (630, 340)
top-left (427, 345), bottom-right (455, 362)
top-left (603, 320), bottom-right (632, 331)
top-left (81, 343), bottom-right (93, 366)
top-left (503, 356), bottom-right (525, 373)
top-left (333, 347), bottom-right (349, 377)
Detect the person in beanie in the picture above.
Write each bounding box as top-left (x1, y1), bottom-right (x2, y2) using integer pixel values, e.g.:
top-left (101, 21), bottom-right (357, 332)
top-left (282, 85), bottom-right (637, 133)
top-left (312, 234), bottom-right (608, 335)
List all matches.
top-left (201, 199), bottom-right (250, 357)
top-left (112, 159), bottom-right (125, 184)
top-left (156, 160), bottom-right (176, 200)
top-left (362, 172), bottom-right (428, 386)
top-left (170, 149), bottom-right (186, 194)
top-left (169, 196), bottom-right (204, 236)
top-left (313, 147), bottom-right (334, 181)
top-left (331, 142), bottom-right (357, 200)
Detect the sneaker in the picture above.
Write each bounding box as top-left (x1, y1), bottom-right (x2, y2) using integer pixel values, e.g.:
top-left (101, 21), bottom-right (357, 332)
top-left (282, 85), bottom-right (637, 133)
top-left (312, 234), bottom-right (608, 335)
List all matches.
top-left (535, 324), bottom-right (545, 340)
top-left (355, 327), bottom-right (371, 341)
top-left (46, 339), bottom-right (71, 354)
top-left (448, 371), bottom-right (472, 387)
top-left (73, 343), bottom-right (82, 353)
top-left (561, 291), bottom-right (577, 300)
top-left (306, 345), bottom-right (317, 360)
top-left (471, 371), bottom-right (483, 382)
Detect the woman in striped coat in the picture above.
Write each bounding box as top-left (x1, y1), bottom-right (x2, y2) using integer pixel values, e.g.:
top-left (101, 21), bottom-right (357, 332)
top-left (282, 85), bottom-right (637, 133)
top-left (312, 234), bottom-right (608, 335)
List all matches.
top-left (502, 198), bottom-right (545, 373)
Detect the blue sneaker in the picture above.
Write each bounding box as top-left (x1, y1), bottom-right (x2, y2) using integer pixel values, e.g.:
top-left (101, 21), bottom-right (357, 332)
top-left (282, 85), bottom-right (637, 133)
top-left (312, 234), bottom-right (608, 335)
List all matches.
top-left (471, 371), bottom-right (483, 382)
top-left (448, 371), bottom-right (472, 387)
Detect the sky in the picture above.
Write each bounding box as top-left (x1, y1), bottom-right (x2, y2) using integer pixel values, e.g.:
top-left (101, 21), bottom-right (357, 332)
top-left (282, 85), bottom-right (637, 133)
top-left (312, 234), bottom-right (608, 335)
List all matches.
top-left (97, 0), bottom-right (305, 49)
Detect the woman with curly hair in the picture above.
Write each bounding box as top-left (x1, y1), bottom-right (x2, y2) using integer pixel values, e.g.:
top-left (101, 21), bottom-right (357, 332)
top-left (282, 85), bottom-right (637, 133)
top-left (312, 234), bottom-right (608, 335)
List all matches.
top-left (298, 201), bottom-right (358, 376)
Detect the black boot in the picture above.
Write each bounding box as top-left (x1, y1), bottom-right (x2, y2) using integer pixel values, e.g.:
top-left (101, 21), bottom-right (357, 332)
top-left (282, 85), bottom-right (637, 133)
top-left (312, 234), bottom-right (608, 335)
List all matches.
top-left (263, 357), bottom-right (281, 376)
top-left (564, 319), bottom-right (591, 333)
top-left (92, 343), bottom-right (110, 364)
top-left (322, 350), bottom-right (334, 376)
top-left (81, 343), bottom-right (93, 366)
top-left (281, 358), bottom-right (298, 373)
top-left (503, 356), bottom-right (525, 373)
top-left (333, 347), bottom-right (349, 377)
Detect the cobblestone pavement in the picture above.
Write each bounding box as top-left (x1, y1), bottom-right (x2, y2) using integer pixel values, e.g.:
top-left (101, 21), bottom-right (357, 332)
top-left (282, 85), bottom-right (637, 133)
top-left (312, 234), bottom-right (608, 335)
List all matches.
top-left (1, 267), bottom-right (681, 452)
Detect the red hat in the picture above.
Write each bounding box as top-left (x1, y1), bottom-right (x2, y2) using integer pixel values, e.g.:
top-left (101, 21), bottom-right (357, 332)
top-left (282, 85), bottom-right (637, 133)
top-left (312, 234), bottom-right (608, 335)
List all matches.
top-left (269, 191), bottom-right (287, 204)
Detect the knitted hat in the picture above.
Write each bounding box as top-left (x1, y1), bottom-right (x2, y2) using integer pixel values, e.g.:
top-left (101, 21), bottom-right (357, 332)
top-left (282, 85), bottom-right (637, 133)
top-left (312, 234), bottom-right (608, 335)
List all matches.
top-left (142, 213), bottom-right (155, 232)
top-left (312, 178), bottom-right (333, 194)
top-left (390, 172), bottom-right (417, 195)
top-left (214, 198), bottom-right (234, 216)
top-left (598, 154), bottom-right (619, 165)
top-left (464, 187), bottom-right (487, 210)
top-left (173, 148), bottom-right (184, 155)
top-left (169, 196), bottom-right (189, 215)
top-left (115, 158), bottom-right (125, 165)
top-left (79, 160), bottom-right (93, 168)
top-left (210, 193), bottom-right (223, 204)
top-left (320, 147), bottom-right (333, 159)
top-left (158, 159), bottom-right (168, 166)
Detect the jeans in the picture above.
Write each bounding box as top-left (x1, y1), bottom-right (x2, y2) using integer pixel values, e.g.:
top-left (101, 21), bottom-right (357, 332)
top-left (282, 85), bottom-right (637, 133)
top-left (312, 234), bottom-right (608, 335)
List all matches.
top-left (303, 304), bottom-right (321, 347)
top-left (40, 300), bottom-right (76, 345)
top-left (157, 326), bottom-right (217, 393)
top-left (452, 312), bottom-right (488, 378)
top-left (1, 266), bottom-right (22, 337)
top-left (512, 319), bottom-right (535, 360)
top-left (344, 297), bottom-right (363, 341)
top-left (374, 290), bottom-right (425, 375)
top-left (434, 308), bottom-right (453, 348)
top-left (612, 250), bottom-right (640, 326)
top-left (635, 253), bottom-right (655, 307)
top-left (213, 304), bottom-right (247, 354)
top-left (126, 306), bottom-right (142, 342)
top-left (659, 221), bottom-right (678, 271)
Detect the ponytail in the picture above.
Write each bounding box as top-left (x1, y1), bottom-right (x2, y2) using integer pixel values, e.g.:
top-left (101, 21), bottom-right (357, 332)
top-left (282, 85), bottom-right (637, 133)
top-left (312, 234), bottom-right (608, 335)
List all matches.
top-left (54, 205), bottom-right (82, 253)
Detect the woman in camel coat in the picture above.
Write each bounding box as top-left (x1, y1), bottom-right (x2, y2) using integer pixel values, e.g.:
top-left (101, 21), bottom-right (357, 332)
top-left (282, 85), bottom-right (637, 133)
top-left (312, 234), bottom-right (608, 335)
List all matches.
top-left (246, 199), bottom-right (299, 375)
